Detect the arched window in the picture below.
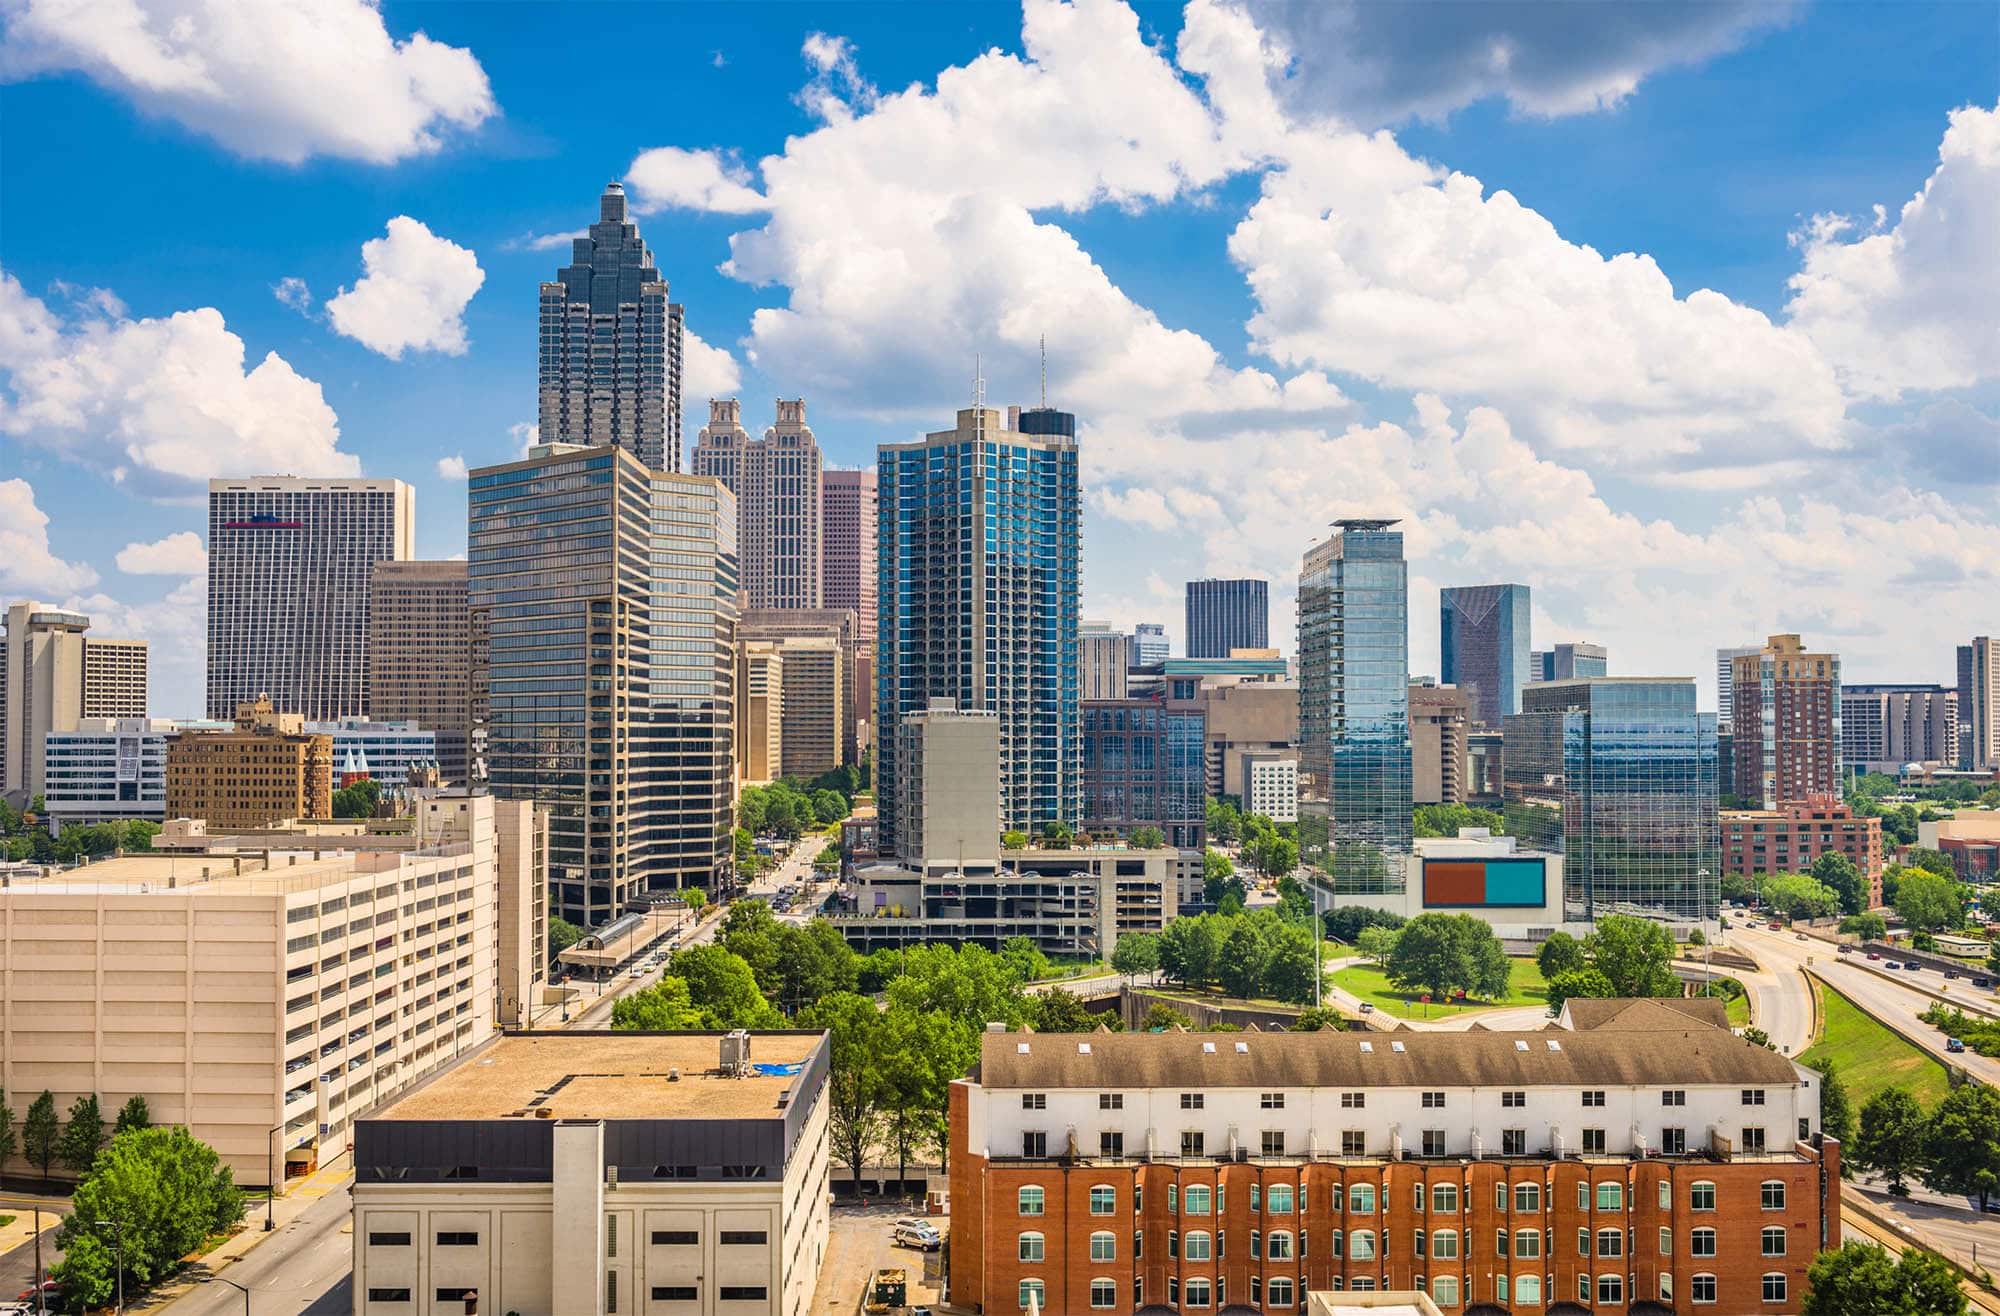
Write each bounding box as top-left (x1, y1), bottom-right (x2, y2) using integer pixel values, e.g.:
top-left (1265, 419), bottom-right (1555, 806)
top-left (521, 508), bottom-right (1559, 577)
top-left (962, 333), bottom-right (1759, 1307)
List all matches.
top-left (1692, 1273), bottom-right (1718, 1304)
top-left (1513, 1182), bottom-right (1540, 1213)
top-left (1267, 1279), bottom-right (1294, 1308)
top-left (1266, 1231), bottom-right (1293, 1261)
top-left (1090, 1231), bottom-right (1116, 1262)
top-left (1597, 1228), bottom-right (1623, 1258)
top-left (1595, 1181), bottom-right (1622, 1211)
top-left (1090, 1185), bottom-right (1117, 1215)
top-left (1515, 1275), bottom-right (1541, 1305)
top-left (1761, 1180), bottom-right (1787, 1211)
top-left (1267, 1184), bottom-right (1294, 1214)
top-left (1018, 1232), bottom-right (1044, 1263)
top-left (1089, 1280), bottom-right (1117, 1309)
top-left (1018, 1281), bottom-right (1044, 1311)
top-left (1432, 1230), bottom-right (1459, 1260)
top-left (1348, 1183), bottom-right (1376, 1214)
top-left (1691, 1226), bottom-right (1717, 1257)
top-left (1185, 1185), bottom-right (1212, 1215)
top-left (1431, 1276), bottom-right (1460, 1307)
top-left (1763, 1273), bottom-right (1788, 1303)
top-left (1431, 1183), bottom-right (1459, 1214)
top-left (1597, 1274), bottom-right (1624, 1305)
top-left (1018, 1187), bottom-right (1045, 1217)
top-left (1185, 1279), bottom-right (1213, 1308)
top-left (1350, 1230), bottom-right (1377, 1261)
top-left (1762, 1226), bottom-right (1787, 1257)
top-left (1691, 1180), bottom-right (1717, 1211)
top-left (1326, 1278), bottom-right (1343, 1292)
top-left (1185, 1231), bottom-right (1212, 1262)
top-left (1514, 1228), bottom-right (1542, 1259)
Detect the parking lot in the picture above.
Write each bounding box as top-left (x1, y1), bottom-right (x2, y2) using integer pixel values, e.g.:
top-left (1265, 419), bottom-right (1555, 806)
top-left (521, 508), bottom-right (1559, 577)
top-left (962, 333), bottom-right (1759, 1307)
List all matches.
top-left (811, 1202), bottom-right (944, 1316)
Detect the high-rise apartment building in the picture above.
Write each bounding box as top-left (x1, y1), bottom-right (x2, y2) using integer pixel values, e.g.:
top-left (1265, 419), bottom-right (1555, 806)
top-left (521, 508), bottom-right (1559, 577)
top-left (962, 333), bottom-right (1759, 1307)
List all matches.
top-left (822, 468), bottom-right (878, 741)
top-left (469, 443), bottom-right (737, 926)
top-left (367, 560), bottom-right (477, 784)
top-left (1731, 634), bottom-right (1841, 808)
top-left (1841, 683), bottom-right (1958, 772)
top-left (1961, 637), bottom-right (1998, 771)
top-left (1439, 583), bottom-right (1531, 727)
top-left (206, 477), bottom-right (414, 722)
top-left (1715, 644), bottom-right (1761, 730)
top-left (1184, 577), bottom-right (1269, 658)
top-left (1409, 682), bottom-right (1470, 805)
top-left (1534, 641), bottom-right (1608, 682)
top-left (1, 601), bottom-right (148, 799)
top-left (1080, 622), bottom-right (1131, 701)
top-left (1131, 623), bottom-right (1169, 666)
top-left (538, 181), bottom-right (683, 471)
top-left (1298, 520), bottom-right (1411, 894)
top-left (876, 403), bottom-right (1080, 851)
top-left (694, 398), bottom-right (824, 610)
top-left (166, 696), bottom-right (334, 829)
top-left (1504, 677), bottom-right (1720, 924)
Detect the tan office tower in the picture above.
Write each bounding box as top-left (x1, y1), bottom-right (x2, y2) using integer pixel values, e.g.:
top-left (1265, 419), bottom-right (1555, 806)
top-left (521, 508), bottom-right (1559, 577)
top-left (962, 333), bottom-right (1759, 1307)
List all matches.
top-left (822, 468), bottom-right (877, 742)
top-left (1731, 634), bottom-right (1841, 807)
top-left (369, 560), bottom-right (477, 783)
top-left (1080, 621), bottom-right (1131, 700)
top-left (1410, 682), bottom-right (1471, 805)
top-left (738, 640), bottom-right (784, 786)
top-left (207, 477), bottom-right (414, 722)
top-left (2, 601), bottom-right (149, 800)
top-left (693, 398), bottom-right (823, 611)
top-left (166, 696), bottom-right (334, 828)
top-left (740, 609), bottom-right (861, 766)
top-left (773, 635), bottom-right (845, 779)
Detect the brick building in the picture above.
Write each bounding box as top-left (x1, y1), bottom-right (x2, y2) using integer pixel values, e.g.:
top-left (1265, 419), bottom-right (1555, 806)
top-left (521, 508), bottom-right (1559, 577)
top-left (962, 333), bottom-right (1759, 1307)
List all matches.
top-left (1720, 798), bottom-right (1884, 906)
top-left (165, 696), bottom-right (333, 829)
top-left (1730, 635), bottom-right (1841, 808)
top-left (949, 1000), bottom-right (1838, 1316)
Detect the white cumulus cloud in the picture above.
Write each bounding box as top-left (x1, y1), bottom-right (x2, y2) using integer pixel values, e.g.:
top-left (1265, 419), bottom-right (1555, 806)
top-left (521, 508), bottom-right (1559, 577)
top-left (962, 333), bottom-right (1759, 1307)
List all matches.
top-left (626, 147), bottom-right (767, 214)
top-left (683, 329), bottom-right (743, 400)
top-left (116, 530), bottom-right (207, 575)
top-left (435, 454), bottom-right (468, 480)
top-left (0, 0), bottom-right (497, 164)
top-left (0, 270), bottom-right (356, 490)
top-left (326, 217), bottom-right (485, 359)
top-left (272, 276), bottom-right (313, 313)
top-left (0, 478), bottom-right (99, 596)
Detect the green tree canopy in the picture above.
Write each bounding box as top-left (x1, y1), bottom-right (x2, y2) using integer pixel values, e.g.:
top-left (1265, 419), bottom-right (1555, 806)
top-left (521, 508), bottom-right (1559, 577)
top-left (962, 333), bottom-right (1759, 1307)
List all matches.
top-left (52, 1126), bottom-right (245, 1305)
top-left (884, 944), bottom-right (1032, 1028)
top-left (1544, 967), bottom-right (1617, 1014)
top-left (1030, 987), bottom-right (1103, 1033)
top-left (59, 1093), bottom-right (105, 1174)
top-left (1838, 911), bottom-right (1888, 940)
top-left (1894, 869), bottom-right (1963, 931)
top-left (610, 977), bottom-right (714, 1030)
top-left (1324, 904), bottom-right (1403, 944)
top-left (1383, 913), bottom-right (1511, 1002)
top-left (0, 1088), bottom-right (16, 1168)
top-left (1288, 1005), bottom-right (1346, 1032)
top-left (1129, 825), bottom-right (1165, 848)
top-left (1811, 852), bottom-right (1867, 916)
top-left (666, 945), bottom-right (785, 1028)
top-left (548, 917), bottom-right (585, 957)
top-left (113, 1095), bottom-right (152, 1135)
top-left (1721, 872), bottom-right (1760, 905)
top-left (1855, 1088), bottom-right (1928, 1194)
top-left (1140, 1002), bottom-right (1195, 1031)
top-left (1206, 797), bottom-right (1243, 845)
top-left (330, 777), bottom-right (381, 819)
top-left (1583, 914), bottom-right (1679, 997)
top-left (1412, 803), bottom-right (1506, 838)
top-left (22, 1089), bottom-right (60, 1181)
top-left (1111, 932), bottom-right (1159, 982)
top-left (1002, 830), bottom-right (1029, 850)
top-left (1922, 1082), bottom-right (2000, 1211)
top-left (1805, 1058), bottom-right (1855, 1157)
top-left (796, 992), bottom-right (886, 1190)
top-left (1536, 931), bottom-right (1586, 979)
top-left (1764, 873), bottom-right (1841, 921)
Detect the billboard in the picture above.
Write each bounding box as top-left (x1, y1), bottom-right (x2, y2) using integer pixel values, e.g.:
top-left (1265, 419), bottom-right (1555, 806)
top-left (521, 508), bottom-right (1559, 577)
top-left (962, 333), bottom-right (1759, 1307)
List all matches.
top-left (1422, 857), bottom-right (1546, 908)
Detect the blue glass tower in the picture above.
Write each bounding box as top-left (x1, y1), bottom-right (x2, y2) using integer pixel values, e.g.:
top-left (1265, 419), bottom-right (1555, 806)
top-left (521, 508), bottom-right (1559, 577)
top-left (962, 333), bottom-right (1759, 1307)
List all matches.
top-left (1185, 578), bottom-right (1269, 658)
top-left (876, 404), bottom-right (1081, 852)
top-left (1440, 583), bottom-right (1531, 728)
top-left (1298, 519), bottom-right (1412, 893)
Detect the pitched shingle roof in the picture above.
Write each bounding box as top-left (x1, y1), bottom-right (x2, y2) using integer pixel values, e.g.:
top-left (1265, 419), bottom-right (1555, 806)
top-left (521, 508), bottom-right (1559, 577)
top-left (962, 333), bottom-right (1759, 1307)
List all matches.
top-left (1562, 996), bottom-right (1731, 1031)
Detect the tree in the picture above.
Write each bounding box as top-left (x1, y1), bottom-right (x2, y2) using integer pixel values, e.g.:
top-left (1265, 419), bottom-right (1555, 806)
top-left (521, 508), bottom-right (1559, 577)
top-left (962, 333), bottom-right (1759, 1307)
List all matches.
top-left (1030, 988), bottom-right (1100, 1033)
top-left (1741, 1026), bottom-right (1776, 1051)
top-left (1140, 1003), bottom-right (1195, 1031)
top-left (114, 1095), bottom-right (152, 1136)
top-left (1806, 1059), bottom-right (1855, 1158)
top-left (814, 842), bottom-right (841, 874)
top-left (1288, 1006), bottom-right (1345, 1032)
top-left (611, 977), bottom-right (715, 1030)
top-left (798, 993), bottom-right (886, 1194)
top-left (1159, 915), bottom-right (1222, 987)
top-left (881, 1004), bottom-right (980, 1173)
top-left (1250, 832), bottom-right (1298, 880)
top-left (1355, 924), bottom-right (1400, 966)
top-left (1839, 912), bottom-right (1888, 940)
top-left (1812, 852), bottom-right (1868, 916)
top-left (1383, 913), bottom-right (1509, 1002)
top-left (1544, 967), bottom-right (1616, 1013)
top-left (719, 900), bottom-right (785, 990)
top-left (22, 1089), bottom-right (60, 1183)
top-left (1921, 1082), bottom-right (2000, 1211)
top-left (1129, 825), bottom-right (1165, 849)
top-left (1205, 797), bottom-right (1243, 845)
top-left (1894, 870), bottom-right (1962, 932)
top-left (548, 917), bottom-right (584, 957)
top-left (885, 944), bottom-right (1032, 1029)
top-left (1041, 820), bottom-right (1073, 846)
top-left (667, 945), bottom-right (785, 1028)
top-left (1412, 803), bottom-right (1505, 838)
top-left (1907, 848), bottom-right (1958, 878)
top-left (769, 921), bottom-right (859, 1013)
top-left (810, 789), bottom-right (851, 825)
top-left (1002, 830), bottom-right (1028, 850)
top-left (1537, 931), bottom-right (1586, 979)
top-left (998, 936), bottom-right (1052, 985)
top-left (1325, 905), bottom-right (1403, 945)
top-left (1111, 933), bottom-right (1160, 983)
top-left (59, 1093), bottom-right (105, 1174)
top-left (1218, 921), bottom-right (1266, 999)
top-left (1764, 874), bottom-right (1841, 921)
top-left (330, 777), bottom-right (381, 819)
top-left (1855, 1088), bottom-right (1928, 1194)
top-left (0, 1088), bottom-right (15, 1170)
top-left (1202, 850), bottom-right (1245, 907)
top-left (53, 1126), bottom-right (245, 1306)
top-left (1721, 872), bottom-right (1759, 905)
top-left (1804, 1242), bottom-right (1968, 1316)
top-left (1260, 921), bottom-right (1324, 1005)
top-left (1583, 914), bottom-right (1679, 997)
top-left (1892, 1249), bottom-right (1975, 1316)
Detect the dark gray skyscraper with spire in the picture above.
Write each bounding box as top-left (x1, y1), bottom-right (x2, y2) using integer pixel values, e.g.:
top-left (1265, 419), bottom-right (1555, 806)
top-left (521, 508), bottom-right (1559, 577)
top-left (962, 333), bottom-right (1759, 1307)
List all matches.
top-left (538, 182), bottom-right (684, 471)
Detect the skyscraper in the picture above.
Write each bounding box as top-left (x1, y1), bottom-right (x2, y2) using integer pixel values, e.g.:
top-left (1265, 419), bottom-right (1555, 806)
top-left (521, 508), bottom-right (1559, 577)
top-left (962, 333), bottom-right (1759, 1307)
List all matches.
top-left (1504, 677), bottom-right (1719, 924)
top-left (1079, 622), bottom-right (1131, 701)
top-left (368, 560), bottom-right (478, 784)
top-left (1731, 634), bottom-right (1841, 808)
top-left (1535, 641), bottom-right (1608, 682)
top-left (538, 182), bottom-right (684, 471)
top-left (693, 398), bottom-right (823, 610)
top-left (1715, 644), bottom-right (1761, 729)
top-left (876, 402), bottom-right (1080, 851)
top-left (821, 468), bottom-right (878, 739)
top-left (1841, 683), bottom-right (1958, 772)
top-left (1439, 583), bottom-right (1531, 727)
top-left (1298, 519), bottom-right (1411, 894)
top-left (1, 601), bottom-right (148, 800)
top-left (469, 443), bottom-right (736, 926)
top-left (206, 477), bottom-right (413, 723)
top-left (1131, 623), bottom-right (1169, 666)
top-left (1960, 637), bottom-right (1998, 771)
top-left (1185, 578), bottom-right (1269, 658)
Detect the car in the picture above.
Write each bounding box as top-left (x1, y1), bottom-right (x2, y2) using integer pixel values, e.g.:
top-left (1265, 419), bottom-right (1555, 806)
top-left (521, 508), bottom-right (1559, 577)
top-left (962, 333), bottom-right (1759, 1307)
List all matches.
top-left (1945, 970), bottom-right (1960, 980)
top-left (1836, 943), bottom-right (1853, 954)
top-left (1795, 932), bottom-right (1808, 941)
top-left (1904, 961), bottom-right (1922, 971)
top-left (629, 967), bottom-right (647, 979)
top-left (1358, 1002), bottom-right (1375, 1014)
top-left (912, 1307), bottom-right (934, 1316)
top-left (1947, 1038), bottom-right (1967, 1053)
top-left (893, 1221), bottom-right (942, 1250)
top-left (1768, 921), bottom-right (1783, 931)
top-left (1974, 977), bottom-right (1995, 988)
top-left (1867, 952), bottom-right (1882, 960)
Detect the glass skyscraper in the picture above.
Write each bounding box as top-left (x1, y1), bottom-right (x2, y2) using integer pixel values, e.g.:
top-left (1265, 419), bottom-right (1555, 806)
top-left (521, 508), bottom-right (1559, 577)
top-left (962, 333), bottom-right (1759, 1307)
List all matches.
top-left (1131, 623), bottom-right (1169, 666)
top-left (1185, 577), bottom-right (1269, 658)
top-left (1503, 677), bottom-right (1720, 924)
top-left (468, 444), bottom-right (737, 927)
top-left (538, 182), bottom-right (684, 472)
top-left (1297, 519), bottom-right (1411, 894)
top-left (1440, 582), bottom-right (1531, 727)
top-left (876, 404), bottom-right (1080, 852)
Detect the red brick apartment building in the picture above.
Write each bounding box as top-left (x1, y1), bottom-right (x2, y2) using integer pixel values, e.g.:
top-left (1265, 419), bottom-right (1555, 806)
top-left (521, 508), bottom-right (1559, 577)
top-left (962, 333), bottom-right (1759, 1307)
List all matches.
top-left (949, 1000), bottom-right (1839, 1316)
top-left (1720, 797), bottom-right (1884, 907)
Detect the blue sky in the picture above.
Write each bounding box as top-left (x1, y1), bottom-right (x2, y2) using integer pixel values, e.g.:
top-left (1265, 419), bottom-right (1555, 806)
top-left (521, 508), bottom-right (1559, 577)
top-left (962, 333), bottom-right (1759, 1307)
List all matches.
top-left (1, 0), bottom-right (1995, 718)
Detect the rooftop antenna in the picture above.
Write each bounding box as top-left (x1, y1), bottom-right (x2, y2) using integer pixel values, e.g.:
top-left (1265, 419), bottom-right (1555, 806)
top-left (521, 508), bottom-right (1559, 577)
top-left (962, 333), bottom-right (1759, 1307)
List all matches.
top-left (1039, 334), bottom-right (1047, 408)
top-left (972, 352), bottom-right (986, 432)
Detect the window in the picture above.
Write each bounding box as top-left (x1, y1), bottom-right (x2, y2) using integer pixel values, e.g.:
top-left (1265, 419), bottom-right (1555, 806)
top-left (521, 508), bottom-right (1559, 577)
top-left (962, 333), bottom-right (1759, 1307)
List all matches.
top-left (1185, 1231), bottom-right (1212, 1262)
top-left (1019, 1187), bottom-right (1046, 1216)
top-left (1742, 1126), bottom-right (1767, 1152)
top-left (1018, 1281), bottom-right (1045, 1311)
top-left (1497, 1229), bottom-right (1509, 1257)
top-left (1267, 1231), bottom-right (1293, 1261)
top-left (652, 1289), bottom-right (698, 1302)
top-left (1185, 1185), bottom-right (1212, 1215)
top-left (1251, 1277), bottom-right (1262, 1307)
top-left (1598, 1275), bottom-right (1624, 1305)
top-left (1578, 1181), bottom-right (1590, 1210)
top-left (1100, 1092), bottom-right (1124, 1110)
top-left (1515, 1229), bottom-right (1541, 1258)
top-left (1185, 1280), bottom-right (1212, 1308)
top-left (1502, 1128), bottom-right (1527, 1156)
top-left (720, 1290), bottom-right (768, 1303)
top-left (1663, 1089), bottom-right (1686, 1107)
top-left (1763, 1274), bottom-right (1788, 1303)
top-left (1432, 1230), bottom-right (1459, 1259)
top-left (1496, 1182), bottom-right (1508, 1211)
top-left (1761, 1180), bottom-right (1787, 1211)
top-left (653, 1230), bottom-right (698, 1245)
top-left (1023, 1093), bottom-right (1047, 1110)
top-left (1091, 1186), bottom-right (1117, 1215)
top-left (1251, 1185), bottom-right (1262, 1211)
top-left (367, 1232), bottom-right (412, 1246)
top-left (1660, 1181), bottom-right (1671, 1209)
top-left (1023, 1131), bottom-right (1048, 1158)
top-left (1341, 1092), bottom-right (1365, 1108)
top-left (1692, 1227), bottom-right (1717, 1258)
top-left (1261, 1092), bottom-right (1286, 1109)
top-left (1431, 1277), bottom-right (1459, 1308)
top-left (1342, 1130), bottom-right (1366, 1156)
top-left (1348, 1184), bottom-right (1376, 1214)
top-left (1692, 1274), bottom-right (1718, 1304)
top-left (1181, 1093), bottom-right (1205, 1109)
top-left (1267, 1278), bottom-right (1294, 1308)
top-left (1596, 1182), bottom-right (1622, 1211)
top-left (1169, 1230), bottom-right (1180, 1259)
top-left (1514, 1183), bottom-right (1540, 1212)
top-left (1421, 1130), bottom-right (1446, 1157)
top-left (1581, 1089), bottom-right (1606, 1107)
top-left (1692, 1181), bottom-right (1717, 1211)
top-left (1497, 1276), bottom-right (1510, 1304)
top-left (1597, 1228), bottom-right (1623, 1258)
top-left (1168, 1278), bottom-right (1179, 1306)
top-left (1090, 1281), bottom-right (1117, 1309)
top-left (1091, 1231), bottom-right (1116, 1262)
top-left (1742, 1088), bottom-right (1766, 1106)
top-left (1168, 1185), bottom-right (1177, 1213)
top-left (1516, 1276), bottom-right (1541, 1306)
top-left (1262, 1131), bottom-right (1286, 1156)
top-left (1659, 1227), bottom-right (1671, 1256)
top-left (1432, 1184), bottom-right (1458, 1214)
top-left (608, 1216), bottom-right (619, 1258)
top-left (1330, 1230), bottom-right (1343, 1258)
top-left (1267, 1185), bottom-right (1294, 1214)
top-left (435, 1231), bottom-right (478, 1246)
top-left (1579, 1276), bottom-right (1591, 1304)
top-left (1251, 1229), bottom-right (1262, 1259)
top-left (1101, 1131), bottom-right (1125, 1158)
top-left (1019, 1232), bottom-right (1045, 1263)
top-left (1414, 1229), bottom-right (1426, 1258)
top-left (719, 1230), bottom-right (767, 1245)
top-left (1182, 1131), bottom-right (1206, 1157)
top-left (1578, 1228), bottom-right (1590, 1257)
top-left (1422, 1091), bottom-right (1446, 1108)
top-left (1662, 1126), bottom-right (1687, 1155)
top-left (1135, 1185), bottom-right (1143, 1212)
top-left (436, 1292), bottom-right (478, 1305)
top-left (365, 1292), bottom-right (411, 1304)
top-left (1135, 1231), bottom-right (1143, 1259)
top-left (1660, 1273), bottom-right (1673, 1302)
top-left (1762, 1226), bottom-right (1786, 1257)
top-left (1350, 1230), bottom-right (1376, 1261)
top-left (1582, 1127), bottom-right (1606, 1154)
top-left (1502, 1089), bottom-right (1526, 1107)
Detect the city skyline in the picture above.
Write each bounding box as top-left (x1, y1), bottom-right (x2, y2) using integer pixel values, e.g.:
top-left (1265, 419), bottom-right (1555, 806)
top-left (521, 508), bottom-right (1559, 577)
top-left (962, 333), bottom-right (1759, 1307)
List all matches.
top-left (1, 0), bottom-right (1992, 720)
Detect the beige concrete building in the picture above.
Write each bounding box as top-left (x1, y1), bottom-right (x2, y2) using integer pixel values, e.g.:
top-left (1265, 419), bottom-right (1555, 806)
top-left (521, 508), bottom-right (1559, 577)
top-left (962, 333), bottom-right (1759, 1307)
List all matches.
top-left (1200, 681), bottom-right (1298, 799)
top-left (167, 696), bottom-right (334, 828)
top-left (0, 792), bottom-right (542, 1187)
top-left (739, 610), bottom-right (861, 767)
top-left (351, 1030), bottom-right (832, 1316)
top-left (774, 636), bottom-right (844, 780)
top-left (2, 601), bottom-right (149, 801)
top-left (1080, 622), bottom-right (1131, 701)
top-left (895, 698), bottom-right (1000, 871)
top-left (1244, 751), bottom-right (1298, 823)
top-left (693, 399), bottom-right (824, 612)
top-left (736, 641), bottom-right (784, 787)
top-left (369, 561), bottom-right (479, 784)
top-left (1409, 682), bottom-right (1471, 805)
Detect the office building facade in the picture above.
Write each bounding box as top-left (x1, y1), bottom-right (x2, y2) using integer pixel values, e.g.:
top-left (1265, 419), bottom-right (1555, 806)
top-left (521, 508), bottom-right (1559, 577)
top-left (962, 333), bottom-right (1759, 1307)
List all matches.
top-left (1504, 678), bottom-right (1720, 925)
top-left (694, 398), bottom-right (824, 611)
top-left (1730, 635), bottom-right (1841, 808)
top-left (368, 560), bottom-right (478, 783)
top-left (1721, 800), bottom-right (1883, 906)
top-left (1132, 623), bottom-right (1169, 667)
top-left (1081, 623), bottom-right (1132, 702)
top-left (1961, 637), bottom-right (1999, 771)
top-left (207, 477), bottom-right (414, 722)
top-left (43, 716), bottom-right (228, 833)
top-left (737, 641), bottom-right (785, 787)
top-left (1244, 752), bottom-right (1298, 824)
top-left (1185, 578), bottom-right (1269, 659)
top-left (538, 181), bottom-right (683, 471)
top-left (739, 609), bottom-right (861, 768)
top-left (1715, 645), bottom-right (1761, 730)
top-left (1201, 682), bottom-right (1298, 801)
top-left (469, 444), bottom-right (737, 926)
top-left (1534, 642), bottom-right (1608, 682)
top-left (313, 719), bottom-right (439, 790)
top-left (1080, 696), bottom-right (1207, 852)
top-left (1408, 683), bottom-right (1470, 806)
top-left (1840, 683), bottom-right (1958, 772)
top-left (1298, 521), bottom-right (1411, 895)
top-left (2, 601), bottom-right (148, 799)
top-left (167, 697), bottom-right (335, 829)
top-left (1439, 584), bottom-right (1531, 727)
top-left (821, 468), bottom-right (878, 744)
top-left (876, 404), bottom-right (1080, 851)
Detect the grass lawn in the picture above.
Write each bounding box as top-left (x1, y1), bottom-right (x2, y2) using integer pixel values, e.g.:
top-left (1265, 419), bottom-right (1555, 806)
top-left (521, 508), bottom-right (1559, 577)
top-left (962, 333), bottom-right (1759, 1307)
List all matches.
top-left (1798, 977), bottom-right (1951, 1108)
top-left (1726, 992), bottom-right (1752, 1027)
top-left (1329, 957), bottom-right (1549, 1020)
top-left (0, 1213), bottom-right (13, 1228)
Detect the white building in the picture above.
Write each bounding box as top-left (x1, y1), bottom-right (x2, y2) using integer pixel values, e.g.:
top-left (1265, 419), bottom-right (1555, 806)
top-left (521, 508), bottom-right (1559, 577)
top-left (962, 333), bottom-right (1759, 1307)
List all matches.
top-left (1246, 753), bottom-right (1299, 824)
top-left (1332, 830), bottom-right (1577, 940)
top-left (42, 716), bottom-right (229, 833)
top-left (312, 719), bottom-right (440, 789)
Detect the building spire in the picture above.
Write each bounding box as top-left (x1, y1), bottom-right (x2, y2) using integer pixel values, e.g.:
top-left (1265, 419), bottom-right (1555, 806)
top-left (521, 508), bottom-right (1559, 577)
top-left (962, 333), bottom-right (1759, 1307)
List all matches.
top-left (1040, 334), bottom-right (1047, 408)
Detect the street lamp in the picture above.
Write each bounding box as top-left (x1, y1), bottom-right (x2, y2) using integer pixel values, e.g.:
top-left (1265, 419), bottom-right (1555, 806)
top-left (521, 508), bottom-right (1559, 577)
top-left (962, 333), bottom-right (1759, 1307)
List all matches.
top-left (92, 1218), bottom-right (126, 1316)
top-left (266, 1123), bottom-right (282, 1230)
top-left (201, 1276), bottom-right (252, 1316)
top-left (1697, 868), bottom-right (1714, 990)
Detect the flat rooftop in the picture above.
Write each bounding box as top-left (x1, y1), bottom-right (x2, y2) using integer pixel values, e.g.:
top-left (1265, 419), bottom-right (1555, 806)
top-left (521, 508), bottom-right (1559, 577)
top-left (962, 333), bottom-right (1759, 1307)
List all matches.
top-left (375, 1031), bottom-right (826, 1122)
top-left (0, 849), bottom-right (432, 896)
